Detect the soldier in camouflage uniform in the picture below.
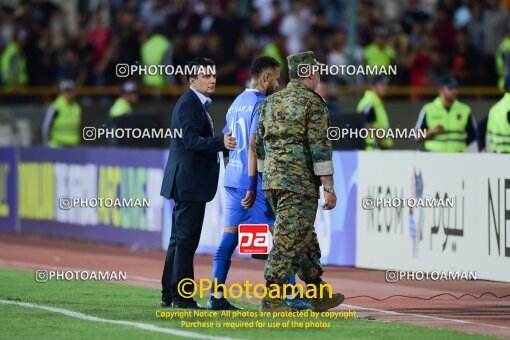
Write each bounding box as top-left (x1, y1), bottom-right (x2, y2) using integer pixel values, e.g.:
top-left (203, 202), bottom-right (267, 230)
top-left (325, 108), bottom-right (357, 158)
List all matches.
top-left (256, 51), bottom-right (344, 312)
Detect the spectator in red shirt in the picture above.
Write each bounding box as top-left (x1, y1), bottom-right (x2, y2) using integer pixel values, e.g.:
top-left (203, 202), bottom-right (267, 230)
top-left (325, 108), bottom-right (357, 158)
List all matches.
top-left (87, 13), bottom-right (112, 67)
top-left (432, 7), bottom-right (456, 55)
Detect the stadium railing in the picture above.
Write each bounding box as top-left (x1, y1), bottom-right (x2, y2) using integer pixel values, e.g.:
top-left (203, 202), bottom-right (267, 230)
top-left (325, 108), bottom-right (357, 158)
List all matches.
top-left (0, 85), bottom-right (504, 102)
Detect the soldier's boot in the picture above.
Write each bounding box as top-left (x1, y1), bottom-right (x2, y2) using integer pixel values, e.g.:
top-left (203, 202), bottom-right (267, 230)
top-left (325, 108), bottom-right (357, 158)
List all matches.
top-left (260, 296), bottom-right (297, 312)
top-left (309, 281), bottom-right (345, 312)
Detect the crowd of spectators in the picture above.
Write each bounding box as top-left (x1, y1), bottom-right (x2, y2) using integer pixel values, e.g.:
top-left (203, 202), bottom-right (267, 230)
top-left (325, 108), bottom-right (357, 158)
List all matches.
top-left (1, 0), bottom-right (510, 89)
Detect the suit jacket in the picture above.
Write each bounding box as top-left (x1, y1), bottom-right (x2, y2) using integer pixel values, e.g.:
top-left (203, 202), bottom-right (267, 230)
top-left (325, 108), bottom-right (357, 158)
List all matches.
top-left (160, 89), bottom-right (224, 202)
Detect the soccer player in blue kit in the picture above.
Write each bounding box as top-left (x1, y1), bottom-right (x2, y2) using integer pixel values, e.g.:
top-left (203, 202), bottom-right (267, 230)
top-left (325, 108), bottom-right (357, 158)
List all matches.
top-left (208, 56), bottom-right (311, 311)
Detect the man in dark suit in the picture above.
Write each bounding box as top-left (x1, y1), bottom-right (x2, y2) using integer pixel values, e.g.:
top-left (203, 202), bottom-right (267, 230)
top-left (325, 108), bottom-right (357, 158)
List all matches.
top-left (160, 57), bottom-right (236, 309)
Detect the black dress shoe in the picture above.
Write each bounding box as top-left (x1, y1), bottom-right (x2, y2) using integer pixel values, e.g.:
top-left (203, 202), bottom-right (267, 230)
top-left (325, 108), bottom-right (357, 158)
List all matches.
top-left (171, 300), bottom-right (205, 309)
top-left (160, 299), bottom-right (173, 307)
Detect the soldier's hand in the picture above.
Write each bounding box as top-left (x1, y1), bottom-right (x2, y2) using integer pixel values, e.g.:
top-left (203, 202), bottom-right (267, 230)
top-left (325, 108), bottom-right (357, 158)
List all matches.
top-left (241, 190), bottom-right (256, 209)
top-left (322, 191), bottom-right (337, 210)
top-left (224, 131), bottom-right (236, 150)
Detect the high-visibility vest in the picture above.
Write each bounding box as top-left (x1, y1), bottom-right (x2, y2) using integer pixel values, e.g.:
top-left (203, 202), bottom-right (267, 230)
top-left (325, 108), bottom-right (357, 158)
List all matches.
top-left (496, 37), bottom-right (510, 90)
top-left (363, 43), bottom-right (396, 67)
top-left (357, 90), bottom-right (393, 150)
top-left (109, 97), bottom-right (132, 117)
top-left (48, 95), bottom-right (81, 147)
top-left (262, 43), bottom-right (285, 73)
top-left (487, 93), bottom-right (510, 153)
top-left (140, 34), bottom-right (170, 87)
top-left (0, 41), bottom-right (27, 87)
top-left (422, 97), bottom-right (471, 152)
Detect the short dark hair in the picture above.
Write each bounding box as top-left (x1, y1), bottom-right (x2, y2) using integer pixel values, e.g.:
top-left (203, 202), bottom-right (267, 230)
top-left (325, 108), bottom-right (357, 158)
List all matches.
top-left (250, 56), bottom-right (280, 78)
top-left (186, 57), bottom-right (216, 81)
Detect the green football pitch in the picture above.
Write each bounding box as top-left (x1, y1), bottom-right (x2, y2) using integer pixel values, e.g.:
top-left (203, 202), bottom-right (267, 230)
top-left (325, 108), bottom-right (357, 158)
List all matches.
top-left (0, 268), bottom-right (491, 339)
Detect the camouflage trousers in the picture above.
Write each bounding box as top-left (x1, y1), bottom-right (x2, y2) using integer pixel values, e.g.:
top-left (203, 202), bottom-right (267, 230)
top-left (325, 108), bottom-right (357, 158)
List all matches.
top-left (263, 189), bottom-right (323, 285)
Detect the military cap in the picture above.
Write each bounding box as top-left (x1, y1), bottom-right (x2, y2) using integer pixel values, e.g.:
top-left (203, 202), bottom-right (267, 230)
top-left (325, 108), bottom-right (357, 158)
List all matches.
top-left (287, 51), bottom-right (324, 71)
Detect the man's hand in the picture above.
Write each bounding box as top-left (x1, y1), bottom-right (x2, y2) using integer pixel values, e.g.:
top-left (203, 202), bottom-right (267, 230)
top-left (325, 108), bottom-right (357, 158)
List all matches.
top-left (430, 125), bottom-right (445, 136)
top-left (378, 138), bottom-right (392, 149)
top-left (241, 190), bottom-right (256, 209)
top-left (422, 125), bottom-right (445, 142)
top-left (224, 131), bottom-right (236, 150)
top-left (322, 191), bottom-right (337, 210)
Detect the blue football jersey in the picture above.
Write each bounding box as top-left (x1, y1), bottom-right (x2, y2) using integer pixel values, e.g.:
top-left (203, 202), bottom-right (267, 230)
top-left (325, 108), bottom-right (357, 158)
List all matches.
top-left (223, 89), bottom-right (266, 189)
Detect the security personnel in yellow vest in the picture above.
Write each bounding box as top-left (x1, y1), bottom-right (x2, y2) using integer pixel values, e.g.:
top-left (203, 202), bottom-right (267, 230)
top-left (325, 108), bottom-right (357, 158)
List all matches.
top-left (487, 75), bottom-right (510, 153)
top-left (415, 76), bottom-right (476, 152)
top-left (140, 27), bottom-right (172, 87)
top-left (41, 80), bottom-right (82, 147)
top-left (363, 27), bottom-right (396, 68)
top-left (357, 76), bottom-right (394, 150)
top-left (0, 30), bottom-right (28, 88)
top-left (496, 24), bottom-right (510, 90)
top-left (109, 81), bottom-right (139, 118)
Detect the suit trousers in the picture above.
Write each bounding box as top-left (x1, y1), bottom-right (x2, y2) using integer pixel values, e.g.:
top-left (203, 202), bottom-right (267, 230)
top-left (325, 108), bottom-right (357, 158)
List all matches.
top-left (161, 200), bottom-right (206, 302)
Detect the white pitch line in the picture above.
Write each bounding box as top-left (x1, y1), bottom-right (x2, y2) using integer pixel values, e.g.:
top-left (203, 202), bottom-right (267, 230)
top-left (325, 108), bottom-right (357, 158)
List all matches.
top-left (343, 303), bottom-right (510, 332)
top-left (0, 300), bottom-right (237, 340)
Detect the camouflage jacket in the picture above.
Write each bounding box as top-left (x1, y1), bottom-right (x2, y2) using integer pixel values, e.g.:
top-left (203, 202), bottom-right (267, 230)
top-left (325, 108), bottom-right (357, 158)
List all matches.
top-left (256, 81), bottom-right (333, 198)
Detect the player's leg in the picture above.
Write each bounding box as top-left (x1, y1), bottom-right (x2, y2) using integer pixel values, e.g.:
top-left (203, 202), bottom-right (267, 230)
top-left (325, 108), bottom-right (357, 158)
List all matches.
top-left (250, 189), bottom-right (310, 310)
top-left (208, 187), bottom-right (246, 310)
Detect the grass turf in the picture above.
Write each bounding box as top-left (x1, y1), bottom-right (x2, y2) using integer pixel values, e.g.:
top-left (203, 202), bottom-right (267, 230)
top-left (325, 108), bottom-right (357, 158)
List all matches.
top-left (0, 268), bottom-right (492, 339)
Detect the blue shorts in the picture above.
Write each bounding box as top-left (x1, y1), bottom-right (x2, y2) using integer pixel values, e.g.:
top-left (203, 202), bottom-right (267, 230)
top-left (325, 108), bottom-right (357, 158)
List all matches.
top-left (224, 187), bottom-right (275, 227)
